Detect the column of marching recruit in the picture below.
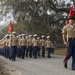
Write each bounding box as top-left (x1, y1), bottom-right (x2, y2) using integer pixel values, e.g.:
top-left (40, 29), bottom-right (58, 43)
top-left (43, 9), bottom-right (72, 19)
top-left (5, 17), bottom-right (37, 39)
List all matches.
top-left (0, 33), bottom-right (54, 60)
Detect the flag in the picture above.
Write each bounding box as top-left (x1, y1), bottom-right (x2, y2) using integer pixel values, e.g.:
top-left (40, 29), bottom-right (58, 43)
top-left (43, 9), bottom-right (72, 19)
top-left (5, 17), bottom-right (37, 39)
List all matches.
top-left (66, 3), bottom-right (74, 24)
top-left (8, 21), bottom-right (12, 33)
top-left (68, 5), bottom-right (74, 17)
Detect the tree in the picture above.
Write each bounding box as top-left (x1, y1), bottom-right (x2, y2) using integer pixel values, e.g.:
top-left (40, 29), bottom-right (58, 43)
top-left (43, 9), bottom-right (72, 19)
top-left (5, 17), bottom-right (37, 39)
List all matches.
top-left (0, 0), bottom-right (74, 43)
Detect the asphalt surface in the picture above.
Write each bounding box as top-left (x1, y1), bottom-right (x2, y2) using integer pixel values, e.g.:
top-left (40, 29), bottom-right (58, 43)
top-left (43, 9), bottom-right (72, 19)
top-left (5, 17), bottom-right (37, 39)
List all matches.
top-left (0, 55), bottom-right (75, 75)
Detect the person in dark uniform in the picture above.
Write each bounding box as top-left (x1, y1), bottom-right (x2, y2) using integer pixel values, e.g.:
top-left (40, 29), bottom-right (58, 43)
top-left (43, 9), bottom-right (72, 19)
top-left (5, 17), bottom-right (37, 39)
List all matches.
top-left (2, 35), bottom-right (7, 57)
top-left (2, 34), bottom-right (10, 58)
top-left (26, 36), bottom-right (29, 57)
top-left (11, 32), bottom-right (17, 61)
top-left (2, 35), bottom-right (6, 57)
top-left (20, 34), bottom-right (26, 59)
top-left (32, 34), bottom-right (38, 59)
top-left (45, 36), bottom-right (53, 58)
top-left (32, 37), bottom-right (35, 56)
top-left (8, 34), bottom-right (12, 60)
top-left (17, 35), bottom-right (22, 58)
top-left (27, 35), bottom-right (33, 58)
top-left (1, 38), bottom-right (4, 56)
top-left (37, 37), bottom-right (41, 57)
top-left (62, 16), bottom-right (75, 70)
top-left (40, 36), bottom-right (45, 57)
top-left (5, 34), bottom-right (10, 59)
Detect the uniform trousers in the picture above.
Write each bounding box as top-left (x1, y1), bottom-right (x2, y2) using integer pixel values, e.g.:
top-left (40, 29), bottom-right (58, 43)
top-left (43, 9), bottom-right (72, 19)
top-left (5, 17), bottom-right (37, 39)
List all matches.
top-left (41, 46), bottom-right (45, 57)
top-left (4, 46), bottom-right (6, 57)
top-left (46, 47), bottom-right (51, 58)
top-left (6, 46), bottom-right (11, 59)
top-left (0, 48), bottom-right (3, 55)
top-left (37, 47), bottom-right (41, 56)
top-left (11, 46), bottom-right (17, 61)
top-left (17, 47), bottom-right (21, 58)
top-left (28, 46), bottom-right (33, 57)
top-left (33, 46), bottom-right (38, 58)
top-left (1, 48), bottom-right (4, 56)
top-left (21, 46), bottom-right (26, 59)
top-left (64, 38), bottom-right (75, 69)
top-left (26, 47), bottom-right (29, 57)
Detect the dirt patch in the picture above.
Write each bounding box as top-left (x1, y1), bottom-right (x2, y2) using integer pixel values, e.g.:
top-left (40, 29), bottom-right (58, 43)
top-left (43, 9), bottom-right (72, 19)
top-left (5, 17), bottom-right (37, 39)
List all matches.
top-left (0, 59), bottom-right (22, 75)
top-left (0, 60), bottom-right (9, 75)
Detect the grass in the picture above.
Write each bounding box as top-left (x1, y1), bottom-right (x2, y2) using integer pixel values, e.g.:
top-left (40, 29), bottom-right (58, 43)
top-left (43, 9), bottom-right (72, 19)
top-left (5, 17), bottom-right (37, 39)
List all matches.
top-left (53, 48), bottom-right (66, 56)
top-left (40, 48), bottom-right (66, 56)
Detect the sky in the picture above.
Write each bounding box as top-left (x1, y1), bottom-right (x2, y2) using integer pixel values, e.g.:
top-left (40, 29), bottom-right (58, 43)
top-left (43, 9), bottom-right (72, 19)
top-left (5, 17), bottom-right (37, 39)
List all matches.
top-left (0, 10), bottom-right (14, 26)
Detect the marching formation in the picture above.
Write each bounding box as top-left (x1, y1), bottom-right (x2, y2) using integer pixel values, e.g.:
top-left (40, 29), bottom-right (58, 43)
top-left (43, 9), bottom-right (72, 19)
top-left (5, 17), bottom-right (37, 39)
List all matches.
top-left (0, 32), bottom-right (54, 61)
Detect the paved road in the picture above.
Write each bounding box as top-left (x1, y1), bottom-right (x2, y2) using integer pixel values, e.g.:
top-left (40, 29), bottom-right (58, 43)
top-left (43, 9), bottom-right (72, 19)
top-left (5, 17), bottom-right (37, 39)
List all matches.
top-left (0, 55), bottom-right (75, 75)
